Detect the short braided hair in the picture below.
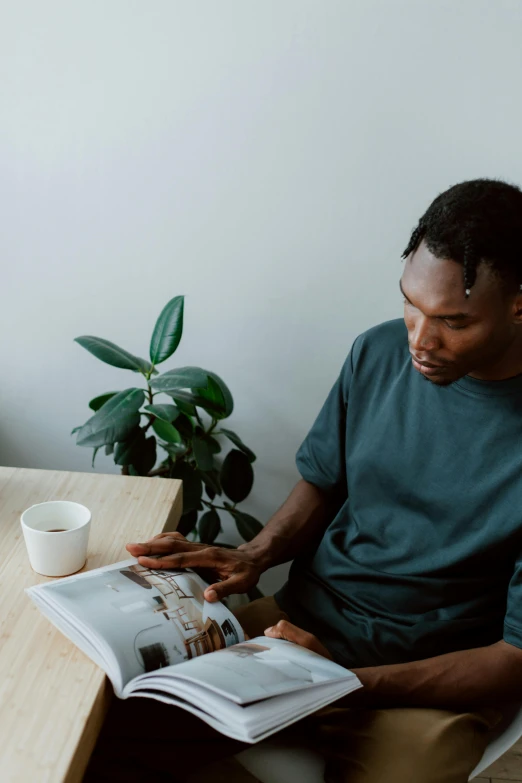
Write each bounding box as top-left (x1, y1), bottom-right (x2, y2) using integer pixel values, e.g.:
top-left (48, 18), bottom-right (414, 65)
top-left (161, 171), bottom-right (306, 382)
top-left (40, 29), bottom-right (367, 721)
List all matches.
top-left (402, 179), bottom-right (522, 299)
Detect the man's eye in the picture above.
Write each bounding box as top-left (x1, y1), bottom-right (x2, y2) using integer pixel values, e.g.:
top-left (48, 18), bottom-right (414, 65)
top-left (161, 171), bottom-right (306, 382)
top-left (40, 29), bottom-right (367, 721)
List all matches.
top-left (445, 321), bottom-right (467, 331)
top-left (403, 298), bottom-right (467, 330)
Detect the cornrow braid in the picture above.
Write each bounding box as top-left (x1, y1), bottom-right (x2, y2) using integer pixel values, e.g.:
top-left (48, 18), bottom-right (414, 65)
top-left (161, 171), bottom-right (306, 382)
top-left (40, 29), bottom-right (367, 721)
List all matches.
top-left (462, 241), bottom-right (479, 299)
top-left (401, 224), bottom-right (425, 260)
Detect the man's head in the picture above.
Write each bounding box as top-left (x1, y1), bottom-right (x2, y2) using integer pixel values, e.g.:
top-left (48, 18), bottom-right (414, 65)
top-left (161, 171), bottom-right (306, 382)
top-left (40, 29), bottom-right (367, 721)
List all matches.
top-left (400, 178), bottom-right (522, 386)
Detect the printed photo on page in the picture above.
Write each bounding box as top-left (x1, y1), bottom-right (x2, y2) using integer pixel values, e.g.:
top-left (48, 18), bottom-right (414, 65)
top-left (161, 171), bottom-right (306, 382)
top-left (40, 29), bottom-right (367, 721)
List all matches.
top-left (41, 560), bottom-right (244, 685)
top-left (162, 636), bottom-right (354, 704)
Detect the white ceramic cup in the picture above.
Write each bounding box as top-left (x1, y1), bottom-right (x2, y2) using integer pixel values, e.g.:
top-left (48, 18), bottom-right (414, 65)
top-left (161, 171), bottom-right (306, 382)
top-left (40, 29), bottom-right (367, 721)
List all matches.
top-left (21, 501), bottom-right (91, 577)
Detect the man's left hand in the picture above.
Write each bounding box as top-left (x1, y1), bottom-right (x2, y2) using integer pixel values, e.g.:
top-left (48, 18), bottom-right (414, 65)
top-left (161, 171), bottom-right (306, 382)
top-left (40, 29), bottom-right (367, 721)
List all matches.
top-left (264, 620), bottom-right (333, 660)
top-left (264, 620), bottom-right (383, 707)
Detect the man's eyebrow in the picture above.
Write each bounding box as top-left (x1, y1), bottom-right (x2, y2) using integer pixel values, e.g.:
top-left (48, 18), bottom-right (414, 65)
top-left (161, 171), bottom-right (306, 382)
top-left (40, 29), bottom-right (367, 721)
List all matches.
top-left (399, 279), bottom-right (471, 320)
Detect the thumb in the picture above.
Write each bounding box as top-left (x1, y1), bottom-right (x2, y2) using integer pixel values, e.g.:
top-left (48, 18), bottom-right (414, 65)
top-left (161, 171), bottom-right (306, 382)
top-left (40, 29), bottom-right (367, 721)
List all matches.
top-left (264, 621), bottom-right (333, 659)
top-left (264, 620), bottom-right (301, 643)
top-left (126, 542), bottom-right (149, 555)
top-left (204, 576), bottom-right (244, 603)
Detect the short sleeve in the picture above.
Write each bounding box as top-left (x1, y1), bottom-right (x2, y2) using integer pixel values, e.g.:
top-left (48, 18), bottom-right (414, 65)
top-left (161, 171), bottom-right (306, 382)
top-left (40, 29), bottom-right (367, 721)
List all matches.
top-left (295, 347), bottom-right (354, 497)
top-left (504, 553), bottom-right (522, 649)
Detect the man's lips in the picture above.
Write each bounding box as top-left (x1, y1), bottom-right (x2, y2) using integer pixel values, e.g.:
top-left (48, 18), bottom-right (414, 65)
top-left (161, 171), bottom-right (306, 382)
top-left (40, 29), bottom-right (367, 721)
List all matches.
top-left (410, 353), bottom-right (443, 368)
top-left (410, 354), bottom-right (447, 375)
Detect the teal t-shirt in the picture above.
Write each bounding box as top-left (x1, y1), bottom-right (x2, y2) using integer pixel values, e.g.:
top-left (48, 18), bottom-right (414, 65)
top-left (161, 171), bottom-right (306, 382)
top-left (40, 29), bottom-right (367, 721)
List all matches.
top-left (275, 317), bottom-right (522, 668)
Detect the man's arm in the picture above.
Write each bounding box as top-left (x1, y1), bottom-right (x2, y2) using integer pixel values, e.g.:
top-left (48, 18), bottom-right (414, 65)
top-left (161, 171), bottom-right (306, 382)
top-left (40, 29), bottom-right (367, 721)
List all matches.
top-left (127, 479), bottom-right (336, 601)
top-left (237, 478), bottom-right (339, 569)
top-left (266, 620), bottom-right (522, 709)
top-left (349, 639), bottom-right (522, 710)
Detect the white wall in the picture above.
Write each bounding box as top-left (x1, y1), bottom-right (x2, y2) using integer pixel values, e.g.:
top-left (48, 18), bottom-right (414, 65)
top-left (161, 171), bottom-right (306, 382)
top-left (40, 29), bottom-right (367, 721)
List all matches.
top-left (2, 1), bottom-right (522, 593)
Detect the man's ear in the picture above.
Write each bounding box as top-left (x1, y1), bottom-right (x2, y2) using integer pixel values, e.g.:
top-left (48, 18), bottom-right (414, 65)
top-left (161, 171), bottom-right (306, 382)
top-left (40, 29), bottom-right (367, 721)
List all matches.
top-left (513, 286), bottom-right (522, 322)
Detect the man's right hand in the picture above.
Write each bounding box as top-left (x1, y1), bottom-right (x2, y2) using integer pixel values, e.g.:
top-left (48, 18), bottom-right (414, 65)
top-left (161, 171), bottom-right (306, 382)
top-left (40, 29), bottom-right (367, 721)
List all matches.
top-left (126, 532), bottom-right (263, 603)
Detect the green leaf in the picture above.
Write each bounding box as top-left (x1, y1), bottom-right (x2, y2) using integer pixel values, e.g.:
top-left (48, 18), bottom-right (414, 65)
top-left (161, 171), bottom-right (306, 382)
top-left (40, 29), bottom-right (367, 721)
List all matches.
top-left (114, 427), bottom-right (145, 465)
top-left (76, 388), bottom-right (145, 448)
top-left (167, 389), bottom-right (224, 417)
top-left (206, 436), bottom-right (222, 454)
top-left (75, 336), bottom-right (153, 373)
top-left (198, 509), bottom-right (221, 544)
top-left (150, 367), bottom-right (210, 394)
top-left (152, 419), bottom-right (182, 443)
top-left (173, 412), bottom-right (194, 440)
top-left (170, 463), bottom-right (203, 514)
top-left (88, 392), bottom-right (118, 412)
top-left (199, 469), bottom-right (222, 498)
top-left (229, 510), bottom-right (264, 541)
top-left (105, 443), bottom-right (114, 456)
top-left (71, 426), bottom-right (81, 435)
top-left (172, 397), bottom-right (196, 417)
top-left (204, 484), bottom-right (215, 501)
top-left (92, 447), bottom-right (100, 468)
top-left (162, 442), bottom-right (188, 459)
top-left (192, 436), bottom-right (214, 472)
top-left (143, 404), bottom-right (180, 423)
top-left (133, 435), bottom-right (157, 476)
top-left (220, 449), bottom-right (254, 503)
top-left (149, 295), bottom-right (185, 365)
top-left (115, 429), bottom-right (156, 475)
top-left (177, 509), bottom-right (198, 536)
top-left (194, 372), bottom-right (233, 419)
top-left (219, 428), bottom-right (256, 463)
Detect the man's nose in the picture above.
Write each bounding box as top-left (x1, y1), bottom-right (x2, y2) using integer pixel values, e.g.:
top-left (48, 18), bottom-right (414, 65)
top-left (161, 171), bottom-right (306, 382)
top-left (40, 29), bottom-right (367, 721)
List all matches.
top-left (408, 318), bottom-right (439, 353)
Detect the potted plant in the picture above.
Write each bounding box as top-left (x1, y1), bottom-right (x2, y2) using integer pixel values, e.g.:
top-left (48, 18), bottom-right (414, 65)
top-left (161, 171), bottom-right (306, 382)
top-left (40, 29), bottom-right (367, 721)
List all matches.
top-left (72, 295), bottom-right (263, 552)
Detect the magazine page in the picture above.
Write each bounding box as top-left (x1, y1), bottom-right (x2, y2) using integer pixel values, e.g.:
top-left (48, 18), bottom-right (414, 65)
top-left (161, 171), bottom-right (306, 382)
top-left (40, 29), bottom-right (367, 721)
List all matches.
top-left (26, 559), bottom-right (244, 689)
top-left (130, 635), bottom-right (358, 705)
top-left (128, 656), bottom-right (362, 742)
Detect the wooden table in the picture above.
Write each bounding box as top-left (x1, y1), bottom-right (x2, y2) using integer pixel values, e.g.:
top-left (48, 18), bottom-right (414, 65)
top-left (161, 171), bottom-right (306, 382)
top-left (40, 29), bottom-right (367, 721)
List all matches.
top-left (0, 467), bottom-right (182, 783)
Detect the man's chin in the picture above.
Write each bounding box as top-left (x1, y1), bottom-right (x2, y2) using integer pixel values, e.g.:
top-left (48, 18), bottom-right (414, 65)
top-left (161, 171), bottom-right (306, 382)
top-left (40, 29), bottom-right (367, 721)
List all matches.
top-left (419, 371), bottom-right (457, 387)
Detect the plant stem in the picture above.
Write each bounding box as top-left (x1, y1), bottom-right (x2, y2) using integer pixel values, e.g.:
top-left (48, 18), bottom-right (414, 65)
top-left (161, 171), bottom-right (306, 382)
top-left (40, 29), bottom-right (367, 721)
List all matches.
top-left (207, 418), bottom-right (218, 436)
top-left (148, 466), bottom-right (170, 477)
top-left (201, 499), bottom-right (233, 513)
top-left (141, 383), bottom-right (156, 434)
top-left (143, 364), bottom-right (156, 383)
top-left (143, 415), bottom-right (156, 434)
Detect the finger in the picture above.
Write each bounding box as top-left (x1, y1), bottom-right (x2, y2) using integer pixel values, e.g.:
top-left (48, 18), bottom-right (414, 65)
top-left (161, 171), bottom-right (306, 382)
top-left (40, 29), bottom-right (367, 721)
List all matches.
top-left (264, 620), bottom-right (304, 643)
top-left (265, 622), bottom-right (333, 659)
top-left (203, 575), bottom-right (246, 603)
top-left (126, 532), bottom-right (188, 554)
top-left (147, 531), bottom-right (188, 543)
top-left (136, 547), bottom-right (221, 571)
top-left (265, 620), bottom-right (317, 650)
top-left (127, 532), bottom-right (186, 549)
top-left (127, 538), bottom-right (205, 556)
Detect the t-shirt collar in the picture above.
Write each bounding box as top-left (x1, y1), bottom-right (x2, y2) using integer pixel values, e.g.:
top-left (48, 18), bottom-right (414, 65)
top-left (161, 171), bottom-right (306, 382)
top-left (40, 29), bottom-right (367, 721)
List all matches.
top-left (454, 371), bottom-right (522, 396)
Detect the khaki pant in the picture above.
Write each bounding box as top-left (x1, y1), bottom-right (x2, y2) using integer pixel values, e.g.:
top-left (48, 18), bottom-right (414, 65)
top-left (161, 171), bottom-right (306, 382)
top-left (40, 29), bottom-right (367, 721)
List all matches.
top-left (84, 597), bottom-right (505, 783)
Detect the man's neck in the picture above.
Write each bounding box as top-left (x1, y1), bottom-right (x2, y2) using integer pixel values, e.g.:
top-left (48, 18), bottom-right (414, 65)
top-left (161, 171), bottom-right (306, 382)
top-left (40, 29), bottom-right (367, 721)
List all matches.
top-left (468, 333), bottom-right (522, 381)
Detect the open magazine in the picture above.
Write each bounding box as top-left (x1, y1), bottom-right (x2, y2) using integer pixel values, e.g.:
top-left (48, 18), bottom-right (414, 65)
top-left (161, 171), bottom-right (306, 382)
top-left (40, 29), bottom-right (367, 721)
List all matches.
top-left (26, 559), bottom-right (362, 743)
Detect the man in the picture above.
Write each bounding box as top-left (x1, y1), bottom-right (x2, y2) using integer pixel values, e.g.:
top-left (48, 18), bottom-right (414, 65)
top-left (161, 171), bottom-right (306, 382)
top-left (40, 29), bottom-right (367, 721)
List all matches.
top-left (85, 178), bottom-right (522, 782)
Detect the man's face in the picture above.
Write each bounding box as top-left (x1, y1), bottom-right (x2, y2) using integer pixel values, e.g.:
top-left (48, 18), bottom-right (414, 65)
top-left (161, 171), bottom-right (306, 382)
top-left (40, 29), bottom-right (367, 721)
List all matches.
top-left (401, 240), bottom-right (521, 387)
